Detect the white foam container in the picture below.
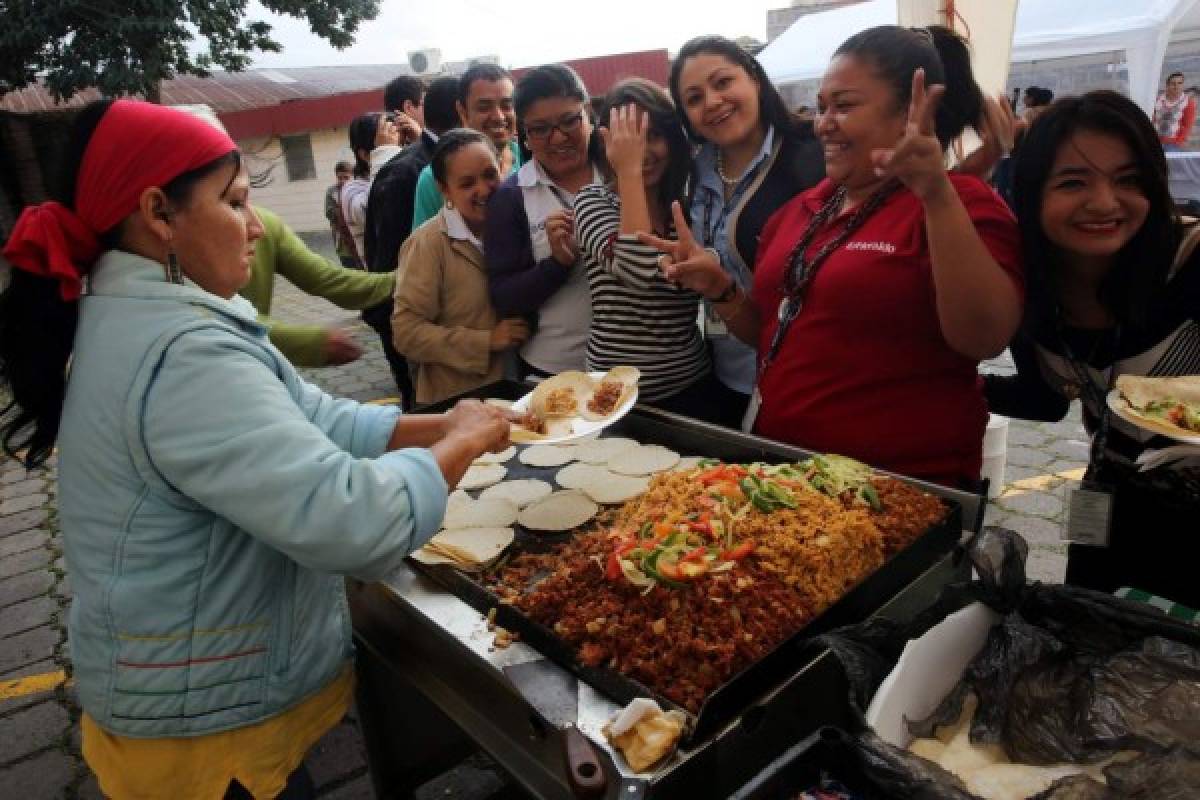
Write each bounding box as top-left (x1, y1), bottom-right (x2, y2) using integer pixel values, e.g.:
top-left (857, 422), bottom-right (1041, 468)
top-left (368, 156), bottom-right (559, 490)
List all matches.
top-left (981, 414), bottom-right (1009, 498)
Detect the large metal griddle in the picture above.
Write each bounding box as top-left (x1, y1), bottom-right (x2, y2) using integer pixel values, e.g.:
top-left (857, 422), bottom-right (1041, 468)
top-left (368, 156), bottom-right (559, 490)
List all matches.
top-left (406, 381), bottom-right (965, 746)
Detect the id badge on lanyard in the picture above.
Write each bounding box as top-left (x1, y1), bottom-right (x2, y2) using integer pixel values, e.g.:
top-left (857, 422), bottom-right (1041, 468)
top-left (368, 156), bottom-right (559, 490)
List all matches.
top-left (701, 194), bottom-right (730, 337)
top-left (1059, 330), bottom-right (1120, 548)
top-left (1065, 480), bottom-right (1114, 547)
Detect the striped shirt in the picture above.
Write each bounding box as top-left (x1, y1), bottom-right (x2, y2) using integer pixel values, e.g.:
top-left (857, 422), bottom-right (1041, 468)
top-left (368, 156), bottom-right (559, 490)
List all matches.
top-left (574, 184), bottom-right (710, 403)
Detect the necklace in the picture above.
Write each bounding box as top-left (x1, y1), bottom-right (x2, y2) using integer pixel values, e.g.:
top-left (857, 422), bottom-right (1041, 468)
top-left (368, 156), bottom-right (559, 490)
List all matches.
top-left (759, 179), bottom-right (899, 377)
top-left (715, 150), bottom-right (741, 187)
top-left (781, 180), bottom-right (899, 299)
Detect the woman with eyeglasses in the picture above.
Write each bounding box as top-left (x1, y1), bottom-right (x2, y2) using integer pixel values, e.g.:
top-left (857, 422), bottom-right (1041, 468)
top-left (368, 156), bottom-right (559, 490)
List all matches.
top-left (485, 64), bottom-right (603, 379)
top-left (667, 35), bottom-right (826, 426)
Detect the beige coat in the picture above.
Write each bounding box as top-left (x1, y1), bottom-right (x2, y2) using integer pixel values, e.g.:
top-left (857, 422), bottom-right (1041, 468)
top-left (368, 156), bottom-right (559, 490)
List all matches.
top-left (391, 210), bottom-right (501, 404)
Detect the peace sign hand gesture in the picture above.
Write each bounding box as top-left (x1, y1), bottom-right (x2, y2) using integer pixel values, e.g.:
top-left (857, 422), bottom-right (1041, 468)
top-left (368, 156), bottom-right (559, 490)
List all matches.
top-left (638, 201), bottom-right (732, 300)
top-left (871, 68), bottom-right (953, 203)
top-left (600, 104), bottom-right (648, 181)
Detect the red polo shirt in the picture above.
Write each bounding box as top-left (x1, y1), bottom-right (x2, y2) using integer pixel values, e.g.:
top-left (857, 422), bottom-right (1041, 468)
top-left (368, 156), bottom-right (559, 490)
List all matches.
top-left (751, 175), bottom-right (1022, 485)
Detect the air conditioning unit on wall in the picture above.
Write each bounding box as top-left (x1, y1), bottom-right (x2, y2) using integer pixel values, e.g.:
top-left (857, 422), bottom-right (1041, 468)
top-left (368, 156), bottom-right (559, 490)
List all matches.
top-left (468, 54), bottom-right (501, 67)
top-left (408, 48), bottom-right (442, 75)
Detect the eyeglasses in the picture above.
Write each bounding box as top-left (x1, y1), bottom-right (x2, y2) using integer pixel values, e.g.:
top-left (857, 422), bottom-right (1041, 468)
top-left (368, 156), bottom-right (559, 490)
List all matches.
top-left (524, 111), bottom-right (584, 142)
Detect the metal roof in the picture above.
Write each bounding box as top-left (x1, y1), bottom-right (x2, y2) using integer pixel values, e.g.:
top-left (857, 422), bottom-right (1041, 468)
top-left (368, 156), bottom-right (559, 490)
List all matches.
top-left (1, 51), bottom-right (671, 138)
top-left (0, 64), bottom-right (412, 115)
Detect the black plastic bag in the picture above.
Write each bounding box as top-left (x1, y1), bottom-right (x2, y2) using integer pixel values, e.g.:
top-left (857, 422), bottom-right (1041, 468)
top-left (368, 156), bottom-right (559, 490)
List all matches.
top-left (815, 527), bottom-right (1200, 797)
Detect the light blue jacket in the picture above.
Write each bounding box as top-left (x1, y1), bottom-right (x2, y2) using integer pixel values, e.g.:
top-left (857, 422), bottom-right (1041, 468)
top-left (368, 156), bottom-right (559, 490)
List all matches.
top-left (58, 250), bottom-right (448, 738)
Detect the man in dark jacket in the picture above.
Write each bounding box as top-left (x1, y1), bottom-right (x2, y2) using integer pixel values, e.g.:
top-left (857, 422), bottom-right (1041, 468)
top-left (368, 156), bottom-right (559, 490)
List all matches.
top-left (361, 75), bottom-right (460, 407)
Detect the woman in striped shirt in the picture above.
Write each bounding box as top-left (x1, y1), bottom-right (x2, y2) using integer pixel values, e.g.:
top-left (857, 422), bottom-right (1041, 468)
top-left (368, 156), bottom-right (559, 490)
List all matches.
top-left (575, 79), bottom-right (731, 421)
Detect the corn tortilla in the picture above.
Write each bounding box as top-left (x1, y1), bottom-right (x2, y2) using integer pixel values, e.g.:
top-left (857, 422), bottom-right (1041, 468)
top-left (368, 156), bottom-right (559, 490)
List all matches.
top-left (480, 479), bottom-right (554, 509)
top-left (575, 437), bottom-right (638, 465)
top-left (519, 444), bottom-right (578, 468)
top-left (578, 470), bottom-right (650, 504)
top-left (607, 445), bottom-right (680, 476)
top-left (518, 490), bottom-right (599, 532)
top-left (442, 496), bottom-right (518, 529)
top-left (474, 445), bottom-right (516, 465)
top-left (459, 463), bottom-right (507, 490)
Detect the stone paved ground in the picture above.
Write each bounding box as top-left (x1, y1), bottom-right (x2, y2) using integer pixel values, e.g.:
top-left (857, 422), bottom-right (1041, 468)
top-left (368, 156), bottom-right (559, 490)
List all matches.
top-left (0, 232), bottom-right (1085, 797)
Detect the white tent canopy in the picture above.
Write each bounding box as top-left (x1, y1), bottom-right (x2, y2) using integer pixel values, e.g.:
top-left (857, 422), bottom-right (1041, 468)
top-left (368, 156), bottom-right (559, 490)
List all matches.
top-left (759, 0), bottom-right (1200, 114)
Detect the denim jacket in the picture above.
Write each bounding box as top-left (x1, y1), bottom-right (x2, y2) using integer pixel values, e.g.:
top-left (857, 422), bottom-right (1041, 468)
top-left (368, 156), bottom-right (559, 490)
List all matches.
top-left (58, 250), bottom-right (447, 737)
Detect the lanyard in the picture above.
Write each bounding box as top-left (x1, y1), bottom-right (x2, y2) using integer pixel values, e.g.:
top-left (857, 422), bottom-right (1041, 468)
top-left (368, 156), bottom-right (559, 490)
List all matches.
top-left (545, 183), bottom-right (573, 211)
top-left (1057, 322), bottom-right (1122, 468)
top-left (759, 181), bottom-right (899, 378)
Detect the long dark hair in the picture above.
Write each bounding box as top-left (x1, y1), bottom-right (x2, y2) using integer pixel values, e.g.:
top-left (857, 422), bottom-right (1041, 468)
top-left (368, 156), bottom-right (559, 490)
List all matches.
top-left (348, 112), bottom-right (383, 178)
top-left (668, 35), bottom-right (796, 145)
top-left (599, 79), bottom-right (691, 222)
top-left (833, 25), bottom-right (983, 150)
top-left (513, 64), bottom-right (603, 166)
top-left (0, 100), bottom-right (240, 468)
top-left (1012, 90), bottom-right (1180, 333)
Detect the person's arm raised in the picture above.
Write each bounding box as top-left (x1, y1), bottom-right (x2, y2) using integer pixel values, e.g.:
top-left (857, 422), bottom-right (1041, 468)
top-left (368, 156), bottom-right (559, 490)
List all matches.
top-left (872, 69), bottom-right (1021, 361)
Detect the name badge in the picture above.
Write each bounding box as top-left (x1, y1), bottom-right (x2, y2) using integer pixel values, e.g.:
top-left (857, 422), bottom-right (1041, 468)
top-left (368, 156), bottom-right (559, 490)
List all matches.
top-left (741, 387), bottom-right (762, 433)
top-left (705, 303), bottom-right (728, 337)
top-left (1064, 480), bottom-right (1114, 547)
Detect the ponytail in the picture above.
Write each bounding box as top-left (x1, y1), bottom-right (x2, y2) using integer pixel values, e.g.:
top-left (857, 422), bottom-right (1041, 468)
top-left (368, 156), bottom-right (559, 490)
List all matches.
top-left (926, 26), bottom-right (984, 148)
top-left (834, 25), bottom-right (984, 149)
top-left (0, 100), bottom-right (241, 469)
top-left (347, 113), bottom-right (382, 178)
top-left (0, 271), bottom-right (78, 467)
top-left (0, 101), bottom-right (112, 468)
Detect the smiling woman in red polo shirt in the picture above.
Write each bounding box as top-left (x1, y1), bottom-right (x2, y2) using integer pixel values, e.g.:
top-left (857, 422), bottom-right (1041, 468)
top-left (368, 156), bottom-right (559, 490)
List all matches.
top-left (645, 25), bottom-right (1023, 486)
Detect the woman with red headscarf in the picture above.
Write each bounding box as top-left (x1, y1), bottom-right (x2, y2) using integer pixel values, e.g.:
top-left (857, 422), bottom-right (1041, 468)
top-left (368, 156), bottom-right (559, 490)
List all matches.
top-left (0, 100), bottom-right (512, 799)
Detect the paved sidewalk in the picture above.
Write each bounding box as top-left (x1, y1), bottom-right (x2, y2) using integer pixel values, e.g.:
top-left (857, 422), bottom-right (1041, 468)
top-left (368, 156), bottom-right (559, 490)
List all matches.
top-left (0, 248), bottom-right (1084, 797)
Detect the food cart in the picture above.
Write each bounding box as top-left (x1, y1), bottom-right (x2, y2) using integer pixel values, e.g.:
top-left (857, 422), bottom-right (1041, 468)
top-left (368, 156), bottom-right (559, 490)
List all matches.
top-left (349, 381), bottom-right (986, 799)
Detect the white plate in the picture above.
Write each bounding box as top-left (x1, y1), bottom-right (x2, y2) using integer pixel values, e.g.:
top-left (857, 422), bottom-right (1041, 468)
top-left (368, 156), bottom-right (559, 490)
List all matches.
top-left (510, 372), bottom-right (638, 445)
top-left (1106, 389), bottom-right (1200, 445)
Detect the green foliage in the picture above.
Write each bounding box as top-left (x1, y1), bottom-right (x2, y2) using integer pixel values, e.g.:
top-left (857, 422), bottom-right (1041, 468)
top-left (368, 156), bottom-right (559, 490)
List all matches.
top-left (0, 0), bottom-right (380, 101)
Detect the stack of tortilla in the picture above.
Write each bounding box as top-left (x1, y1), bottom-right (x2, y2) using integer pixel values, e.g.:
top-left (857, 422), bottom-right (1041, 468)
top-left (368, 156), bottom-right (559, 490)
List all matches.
top-left (410, 496), bottom-right (518, 571)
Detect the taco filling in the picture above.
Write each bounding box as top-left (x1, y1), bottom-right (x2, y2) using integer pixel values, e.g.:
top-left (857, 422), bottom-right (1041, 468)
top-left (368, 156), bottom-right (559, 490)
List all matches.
top-left (587, 380), bottom-right (625, 416)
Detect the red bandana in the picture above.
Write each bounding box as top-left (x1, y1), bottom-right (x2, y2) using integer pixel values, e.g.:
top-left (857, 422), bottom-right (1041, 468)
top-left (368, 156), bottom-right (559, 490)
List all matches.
top-left (1, 99), bottom-right (236, 300)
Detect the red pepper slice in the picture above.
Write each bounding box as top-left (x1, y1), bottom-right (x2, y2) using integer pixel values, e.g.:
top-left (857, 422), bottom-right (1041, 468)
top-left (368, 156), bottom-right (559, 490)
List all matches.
top-left (685, 520), bottom-right (711, 535)
top-left (605, 550), bottom-right (623, 580)
top-left (682, 546), bottom-right (708, 563)
top-left (606, 540), bottom-right (640, 580)
top-left (720, 541), bottom-right (756, 561)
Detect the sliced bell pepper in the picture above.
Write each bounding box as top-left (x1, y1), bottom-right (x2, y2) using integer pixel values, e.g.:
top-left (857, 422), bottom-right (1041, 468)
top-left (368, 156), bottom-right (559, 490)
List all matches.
top-left (720, 541), bottom-right (756, 561)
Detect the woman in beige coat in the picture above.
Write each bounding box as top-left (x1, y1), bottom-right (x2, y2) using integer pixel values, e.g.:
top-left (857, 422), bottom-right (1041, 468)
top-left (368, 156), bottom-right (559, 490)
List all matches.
top-left (392, 129), bottom-right (530, 404)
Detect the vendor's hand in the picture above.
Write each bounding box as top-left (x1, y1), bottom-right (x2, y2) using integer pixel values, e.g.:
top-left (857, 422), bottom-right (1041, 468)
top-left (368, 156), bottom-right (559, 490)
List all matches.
top-left (490, 317), bottom-right (530, 351)
top-left (639, 201), bottom-right (732, 300)
top-left (600, 104), bottom-right (648, 181)
top-left (392, 111), bottom-right (421, 146)
top-left (871, 69), bottom-right (952, 203)
top-left (442, 399), bottom-right (511, 454)
top-left (545, 209), bottom-right (579, 266)
top-left (324, 328), bottom-right (364, 365)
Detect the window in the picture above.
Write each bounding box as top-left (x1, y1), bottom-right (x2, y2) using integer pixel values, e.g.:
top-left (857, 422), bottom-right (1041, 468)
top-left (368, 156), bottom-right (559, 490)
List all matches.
top-left (280, 133), bottom-right (316, 182)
